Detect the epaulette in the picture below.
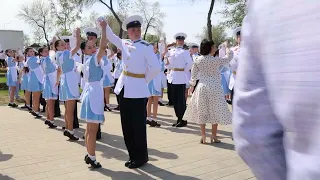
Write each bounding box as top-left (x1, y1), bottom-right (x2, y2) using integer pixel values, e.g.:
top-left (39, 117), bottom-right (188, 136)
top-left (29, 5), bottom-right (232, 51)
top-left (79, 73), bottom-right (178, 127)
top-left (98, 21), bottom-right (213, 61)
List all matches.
top-left (140, 41), bottom-right (150, 46)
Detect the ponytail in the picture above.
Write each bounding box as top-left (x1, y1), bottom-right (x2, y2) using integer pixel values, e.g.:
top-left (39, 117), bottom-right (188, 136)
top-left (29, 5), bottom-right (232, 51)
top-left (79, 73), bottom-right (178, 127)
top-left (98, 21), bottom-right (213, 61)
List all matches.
top-left (80, 53), bottom-right (84, 78)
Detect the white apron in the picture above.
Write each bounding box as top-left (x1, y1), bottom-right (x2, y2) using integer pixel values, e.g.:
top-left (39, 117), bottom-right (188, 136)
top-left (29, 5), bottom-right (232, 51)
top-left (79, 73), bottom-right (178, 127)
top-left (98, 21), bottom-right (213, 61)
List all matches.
top-left (61, 70), bottom-right (80, 97)
top-left (30, 66), bottom-right (45, 84)
top-left (153, 73), bottom-right (162, 92)
top-left (46, 71), bottom-right (58, 95)
top-left (8, 67), bottom-right (17, 82)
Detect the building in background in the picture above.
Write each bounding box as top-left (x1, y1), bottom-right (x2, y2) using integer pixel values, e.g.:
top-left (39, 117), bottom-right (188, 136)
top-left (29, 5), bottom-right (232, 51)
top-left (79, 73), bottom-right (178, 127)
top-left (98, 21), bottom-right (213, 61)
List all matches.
top-left (0, 30), bottom-right (23, 51)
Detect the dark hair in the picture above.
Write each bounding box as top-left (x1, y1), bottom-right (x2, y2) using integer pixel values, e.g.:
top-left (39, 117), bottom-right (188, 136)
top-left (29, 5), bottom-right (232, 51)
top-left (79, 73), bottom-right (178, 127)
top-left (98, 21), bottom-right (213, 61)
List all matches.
top-left (200, 39), bottom-right (214, 55)
top-left (5, 49), bottom-right (12, 56)
top-left (38, 46), bottom-right (48, 58)
top-left (214, 49), bottom-right (219, 57)
top-left (116, 52), bottom-right (122, 59)
top-left (236, 31), bottom-right (241, 37)
top-left (80, 41), bottom-right (87, 50)
top-left (54, 40), bottom-right (63, 50)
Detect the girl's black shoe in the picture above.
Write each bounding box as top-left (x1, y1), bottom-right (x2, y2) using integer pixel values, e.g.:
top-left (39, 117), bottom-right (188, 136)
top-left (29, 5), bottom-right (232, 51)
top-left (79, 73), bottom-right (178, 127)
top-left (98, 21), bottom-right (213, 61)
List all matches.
top-left (85, 156), bottom-right (102, 169)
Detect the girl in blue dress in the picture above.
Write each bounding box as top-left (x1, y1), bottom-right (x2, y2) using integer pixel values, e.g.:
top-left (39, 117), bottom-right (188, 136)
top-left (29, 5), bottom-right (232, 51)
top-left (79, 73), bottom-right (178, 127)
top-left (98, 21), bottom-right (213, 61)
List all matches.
top-left (5, 49), bottom-right (19, 107)
top-left (112, 51), bottom-right (123, 110)
top-left (80, 20), bottom-right (107, 169)
top-left (55, 28), bottom-right (81, 141)
top-left (20, 48), bottom-right (33, 111)
top-left (146, 43), bottom-right (161, 127)
top-left (39, 47), bottom-right (58, 128)
top-left (25, 47), bottom-right (44, 118)
top-left (102, 53), bottom-right (114, 111)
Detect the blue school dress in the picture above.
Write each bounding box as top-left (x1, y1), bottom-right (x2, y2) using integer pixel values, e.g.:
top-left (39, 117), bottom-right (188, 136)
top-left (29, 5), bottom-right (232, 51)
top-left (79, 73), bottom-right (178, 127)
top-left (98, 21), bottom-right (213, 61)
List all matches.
top-left (42, 56), bottom-right (58, 100)
top-left (56, 50), bottom-right (80, 101)
top-left (148, 53), bottom-right (162, 96)
top-left (6, 57), bottom-right (17, 87)
top-left (219, 65), bottom-right (231, 95)
top-left (27, 56), bottom-right (44, 92)
top-left (80, 55), bottom-right (105, 123)
top-left (102, 56), bottom-right (114, 87)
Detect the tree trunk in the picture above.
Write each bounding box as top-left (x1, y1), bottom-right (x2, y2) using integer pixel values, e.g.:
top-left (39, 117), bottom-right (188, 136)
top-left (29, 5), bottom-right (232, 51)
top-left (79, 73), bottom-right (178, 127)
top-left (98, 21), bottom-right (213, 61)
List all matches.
top-left (207, 0), bottom-right (215, 41)
top-left (143, 21), bottom-right (151, 40)
top-left (99, 0), bottom-right (123, 38)
top-left (43, 16), bottom-right (50, 48)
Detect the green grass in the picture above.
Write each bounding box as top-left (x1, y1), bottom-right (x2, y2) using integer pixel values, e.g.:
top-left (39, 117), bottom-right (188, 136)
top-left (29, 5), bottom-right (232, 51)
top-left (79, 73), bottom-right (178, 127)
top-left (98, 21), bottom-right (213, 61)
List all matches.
top-left (0, 90), bottom-right (24, 105)
top-left (0, 76), bottom-right (6, 83)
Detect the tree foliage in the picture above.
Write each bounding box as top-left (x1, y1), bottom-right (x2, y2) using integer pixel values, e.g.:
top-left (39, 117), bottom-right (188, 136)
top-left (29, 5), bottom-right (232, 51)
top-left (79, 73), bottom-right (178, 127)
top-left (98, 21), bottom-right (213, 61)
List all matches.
top-left (218, 0), bottom-right (246, 28)
top-left (50, 0), bottom-right (82, 33)
top-left (197, 24), bottom-right (227, 46)
top-left (134, 0), bottom-right (165, 40)
top-left (144, 34), bottom-right (160, 43)
top-left (72, 0), bottom-right (132, 38)
top-left (18, 0), bottom-right (52, 47)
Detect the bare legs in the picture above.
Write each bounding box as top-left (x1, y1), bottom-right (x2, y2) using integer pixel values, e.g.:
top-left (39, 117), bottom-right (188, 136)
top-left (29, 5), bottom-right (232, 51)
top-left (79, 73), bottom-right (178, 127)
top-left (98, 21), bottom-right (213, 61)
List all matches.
top-left (25, 90), bottom-right (31, 106)
top-left (85, 123), bottom-right (99, 156)
top-left (199, 124), bottom-right (221, 144)
top-left (104, 87), bottom-right (112, 111)
top-left (46, 99), bottom-right (54, 121)
top-left (147, 96), bottom-right (160, 127)
top-left (32, 91), bottom-right (41, 113)
top-left (65, 100), bottom-right (75, 131)
top-left (9, 86), bottom-right (16, 103)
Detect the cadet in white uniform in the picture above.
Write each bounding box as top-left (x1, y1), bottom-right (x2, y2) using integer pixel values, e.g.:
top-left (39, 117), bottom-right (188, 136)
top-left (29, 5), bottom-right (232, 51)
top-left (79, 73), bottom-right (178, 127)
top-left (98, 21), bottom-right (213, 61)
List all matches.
top-left (165, 33), bottom-right (193, 127)
top-left (229, 27), bottom-right (241, 103)
top-left (189, 43), bottom-right (200, 93)
top-left (103, 15), bottom-right (161, 169)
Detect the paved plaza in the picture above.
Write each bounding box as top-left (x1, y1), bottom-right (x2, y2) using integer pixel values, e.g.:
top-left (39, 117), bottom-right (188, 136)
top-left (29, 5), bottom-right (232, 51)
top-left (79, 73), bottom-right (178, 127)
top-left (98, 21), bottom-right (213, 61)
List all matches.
top-left (0, 96), bottom-right (255, 180)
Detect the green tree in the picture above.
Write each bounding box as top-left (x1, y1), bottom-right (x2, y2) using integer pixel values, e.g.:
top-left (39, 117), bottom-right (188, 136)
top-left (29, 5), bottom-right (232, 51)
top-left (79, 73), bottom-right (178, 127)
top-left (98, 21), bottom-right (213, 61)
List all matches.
top-left (218, 0), bottom-right (246, 28)
top-left (144, 34), bottom-right (160, 43)
top-left (197, 24), bottom-right (227, 46)
top-left (50, 0), bottom-right (82, 33)
top-left (72, 0), bottom-right (132, 38)
top-left (134, 0), bottom-right (165, 40)
top-left (18, 0), bottom-right (53, 47)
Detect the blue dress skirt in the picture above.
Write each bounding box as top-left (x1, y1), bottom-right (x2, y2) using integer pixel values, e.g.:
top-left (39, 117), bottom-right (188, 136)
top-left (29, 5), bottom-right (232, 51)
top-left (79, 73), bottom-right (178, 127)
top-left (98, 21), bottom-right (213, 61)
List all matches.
top-left (20, 74), bottom-right (29, 90)
top-left (28, 72), bottom-right (43, 92)
top-left (80, 86), bottom-right (105, 124)
top-left (148, 80), bottom-right (162, 97)
top-left (59, 77), bottom-right (78, 101)
top-left (6, 70), bottom-right (17, 87)
top-left (103, 74), bottom-right (113, 87)
top-left (43, 76), bottom-right (58, 100)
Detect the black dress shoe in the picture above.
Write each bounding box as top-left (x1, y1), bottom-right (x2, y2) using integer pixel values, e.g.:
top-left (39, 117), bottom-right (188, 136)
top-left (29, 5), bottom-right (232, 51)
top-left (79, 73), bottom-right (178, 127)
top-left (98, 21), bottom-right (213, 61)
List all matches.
top-left (20, 105), bottom-right (28, 109)
top-left (158, 101), bottom-right (165, 106)
top-left (85, 156), bottom-right (102, 169)
top-left (104, 105), bottom-right (112, 112)
top-left (175, 120), bottom-right (187, 127)
top-left (125, 160), bottom-right (132, 167)
top-left (46, 121), bottom-right (57, 128)
top-left (8, 103), bottom-right (18, 108)
top-left (149, 120), bottom-right (161, 127)
top-left (127, 160), bottom-right (148, 169)
top-left (172, 120), bottom-right (180, 127)
top-left (146, 119), bottom-right (151, 125)
top-left (65, 131), bottom-right (79, 141)
top-left (113, 105), bottom-right (120, 111)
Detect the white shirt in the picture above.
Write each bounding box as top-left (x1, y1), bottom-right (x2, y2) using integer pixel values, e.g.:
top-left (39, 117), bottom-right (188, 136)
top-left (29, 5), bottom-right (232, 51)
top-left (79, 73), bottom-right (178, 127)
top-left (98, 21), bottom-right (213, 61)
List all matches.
top-left (106, 26), bottom-right (161, 98)
top-left (165, 47), bottom-right (193, 84)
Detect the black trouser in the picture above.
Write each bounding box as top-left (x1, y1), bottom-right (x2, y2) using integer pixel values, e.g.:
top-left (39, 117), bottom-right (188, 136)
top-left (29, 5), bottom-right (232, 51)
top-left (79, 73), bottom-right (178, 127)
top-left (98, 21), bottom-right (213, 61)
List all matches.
top-left (40, 93), bottom-right (46, 110)
top-left (114, 79), bottom-right (120, 105)
top-left (193, 80), bottom-right (200, 93)
top-left (119, 88), bottom-right (148, 162)
top-left (54, 99), bottom-right (61, 116)
top-left (29, 92), bottom-right (33, 107)
top-left (171, 84), bottom-right (186, 120)
top-left (230, 88), bottom-right (234, 105)
top-left (167, 81), bottom-right (173, 105)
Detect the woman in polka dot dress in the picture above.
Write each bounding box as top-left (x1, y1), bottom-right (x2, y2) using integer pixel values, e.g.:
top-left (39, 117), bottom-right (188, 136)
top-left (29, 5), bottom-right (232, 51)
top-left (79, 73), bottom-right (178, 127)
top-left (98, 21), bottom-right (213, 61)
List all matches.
top-left (184, 39), bottom-right (233, 144)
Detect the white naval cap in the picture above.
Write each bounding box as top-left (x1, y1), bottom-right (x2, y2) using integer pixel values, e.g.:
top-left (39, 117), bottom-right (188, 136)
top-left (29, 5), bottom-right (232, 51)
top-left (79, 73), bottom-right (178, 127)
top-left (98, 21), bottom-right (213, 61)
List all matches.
top-left (189, 43), bottom-right (199, 48)
top-left (84, 27), bottom-right (100, 38)
top-left (60, 36), bottom-right (71, 42)
top-left (174, 32), bottom-right (187, 40)
top-left (122, 15), bottom-right (143, 31)
top-left (233, 26), bottom-right (241, 37)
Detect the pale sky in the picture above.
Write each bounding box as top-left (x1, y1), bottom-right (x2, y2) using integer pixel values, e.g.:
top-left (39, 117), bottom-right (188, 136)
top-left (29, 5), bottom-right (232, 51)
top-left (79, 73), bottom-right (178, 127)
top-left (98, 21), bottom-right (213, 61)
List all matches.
top-left (0, 0), bottom-right (233, 44)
